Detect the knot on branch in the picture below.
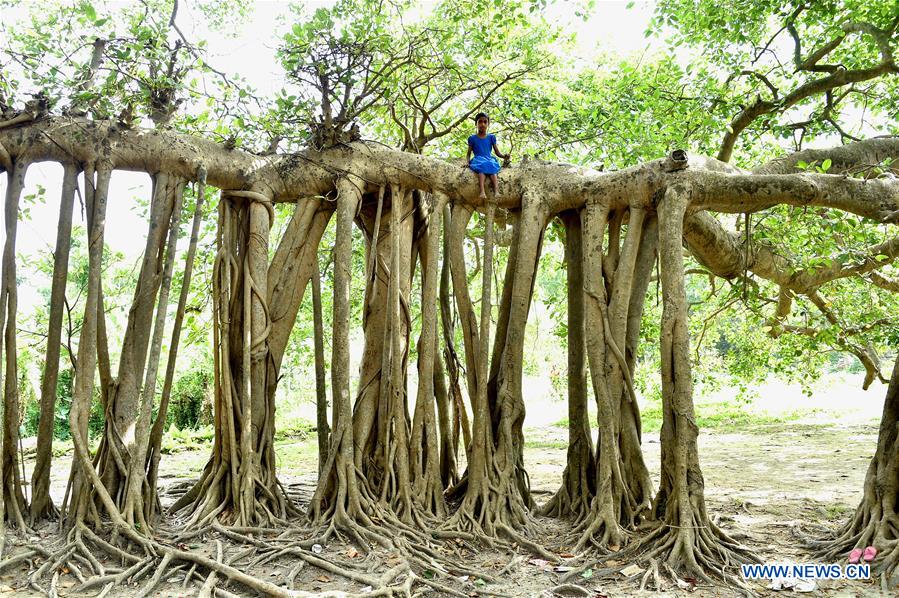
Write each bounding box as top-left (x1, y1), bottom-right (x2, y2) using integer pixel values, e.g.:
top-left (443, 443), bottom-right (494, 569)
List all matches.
top-left (0, 92), bottom-right (49, 131)
top-left (664, 149), bottom-right (689, 172)
top-left (309, 117), bottom-right (361, 150)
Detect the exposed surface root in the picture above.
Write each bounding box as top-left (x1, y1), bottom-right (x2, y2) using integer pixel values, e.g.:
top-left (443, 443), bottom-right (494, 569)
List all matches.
top-left (561, 518), bottom-right (758, 590)
top-left (809, 505), bottom-right (899, 589)
top-left (0, 521), bottom-right (466, 597)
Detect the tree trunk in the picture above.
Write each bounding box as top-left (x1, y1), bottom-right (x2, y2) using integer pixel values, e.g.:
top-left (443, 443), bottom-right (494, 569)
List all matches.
top-left (30, 163), bottom-right (79, 522)
top-left (446, 199), bottom-right (555, 560)
top-left (145, 171), bottom-right (207, 520)
top-left (64, 166), bottom-right (139, 533)
top-left (642, 183), bottom-right (753, 580)
top-left (173, 191), bottom-right (329, 528)
top-left (123, 177), bottom-right (185, 531)
top-left (0, 159), bottom-right (29, 534)
top-left (541, 210), bottom-right (594, 520)
top-left (313, 256), bottom-right (330, 475)
top-left (308, 178), bottom-right (380, 539)
top-left (410, 192), bottom-right (447, 517)
top-left (94, 172), bottom-right (176, 510)
top-left (814, 353), bottom-right (899, 585)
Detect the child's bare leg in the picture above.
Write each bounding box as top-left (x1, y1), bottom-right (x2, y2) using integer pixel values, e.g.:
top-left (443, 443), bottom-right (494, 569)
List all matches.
top-left (477, 173), bottom-right (487, 198)
top-left (490, 174), bottom-right (499, 196)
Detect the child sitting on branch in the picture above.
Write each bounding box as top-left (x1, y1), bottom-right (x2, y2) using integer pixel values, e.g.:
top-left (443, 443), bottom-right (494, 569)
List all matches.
top-left (466, 112), bottom-right (510, 199)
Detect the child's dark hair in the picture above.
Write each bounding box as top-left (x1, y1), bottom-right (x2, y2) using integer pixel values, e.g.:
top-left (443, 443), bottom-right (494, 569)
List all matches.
top-left (474, 112), bottom-right (489, 123)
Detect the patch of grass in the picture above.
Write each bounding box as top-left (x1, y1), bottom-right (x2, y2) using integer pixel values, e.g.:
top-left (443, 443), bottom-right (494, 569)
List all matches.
top-left (825, 503), bottom-right (852, 521)
top-left (161, 425), bottom-right (215, 454)
top-left (275, 437), bottom-right (319, 474)
top-left (524, 438), bottom-right (567, 450)
top-left (274, 418), bottom-right (316, 442)
top-left (554, 401), bottom-right (808, 434)
top-left (158, 418), bottom-right (316, 455)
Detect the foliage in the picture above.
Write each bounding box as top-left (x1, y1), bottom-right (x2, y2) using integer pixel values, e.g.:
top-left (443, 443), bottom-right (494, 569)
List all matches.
top-left (2, 0), bottom-right (898, 435)
top-left (168, 361), bottom-right (213, 430)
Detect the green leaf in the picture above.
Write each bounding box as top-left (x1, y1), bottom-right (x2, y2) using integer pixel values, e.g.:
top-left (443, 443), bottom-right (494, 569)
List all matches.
top-left (821, 158), bottom-right (832, 172)
top-left (82, 2), bottom-right (97, 21)
top-left (582, 568), bottom-right (594, 579)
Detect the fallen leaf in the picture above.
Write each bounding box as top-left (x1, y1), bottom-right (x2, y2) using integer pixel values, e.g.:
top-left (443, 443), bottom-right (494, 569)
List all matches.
top-left (346, 548), bottom-right (359, 558)
top-left (620, 564), bottom-right (644, 577)
top-left (606, 560), bottom-right (621, 567)
top-left (528, 558), bottom-right (551, 570)
top-left (316, 575), bottom-right (331, 583)
top-left (609, 544), bottom-right (620, 552)
top-left (558, 552), bottom-right (576, 559)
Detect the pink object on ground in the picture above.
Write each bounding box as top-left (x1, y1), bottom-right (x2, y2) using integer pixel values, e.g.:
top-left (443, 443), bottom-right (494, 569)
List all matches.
top-left (848, 548), bottom-right (863, 564)
top-left (863, 546), bottom-right (878, 562)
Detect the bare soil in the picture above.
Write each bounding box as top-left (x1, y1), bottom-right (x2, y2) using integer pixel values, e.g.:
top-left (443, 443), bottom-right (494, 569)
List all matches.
top-left (0, 419), bottom-right (882, 597)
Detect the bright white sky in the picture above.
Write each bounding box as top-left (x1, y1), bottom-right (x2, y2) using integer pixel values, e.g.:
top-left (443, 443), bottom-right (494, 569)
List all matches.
top-left (3, 0), bottom-right (660, 312)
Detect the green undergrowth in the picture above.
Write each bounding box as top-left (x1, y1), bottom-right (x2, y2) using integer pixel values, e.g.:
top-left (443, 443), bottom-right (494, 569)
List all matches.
top-left (554, 401), bottom-right (810, 434)
top-left (159, 418), bottom-right (317, 454)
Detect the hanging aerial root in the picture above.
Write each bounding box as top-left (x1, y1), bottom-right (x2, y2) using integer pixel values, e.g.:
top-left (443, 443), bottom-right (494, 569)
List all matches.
top-left (562, 182), bottom-right (757, 590)
top-left (442, 199), bottom-right (557, 564)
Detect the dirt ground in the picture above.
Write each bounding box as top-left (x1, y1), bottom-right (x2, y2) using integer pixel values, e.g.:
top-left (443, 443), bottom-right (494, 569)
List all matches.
top-left (0, 399), bottom-right (886, 597)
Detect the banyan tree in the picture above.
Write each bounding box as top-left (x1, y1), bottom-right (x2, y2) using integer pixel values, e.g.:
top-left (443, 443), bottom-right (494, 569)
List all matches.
top-left (0, 0), bottom-right (898, 595)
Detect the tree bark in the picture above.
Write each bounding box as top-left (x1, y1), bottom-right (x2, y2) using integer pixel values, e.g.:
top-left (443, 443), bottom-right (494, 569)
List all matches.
top-left (30, 163), bottom-right (79, 522)
top-left (145, 171), bottom-right (207, 519)
top-left (411, 192), bottom-right (447, 517)
top-left (541, 210), bottom-right (594, 520)
top-left (313, 256), bottom-right (330, 475)
top-left (642, 182), bottom-right (752, 580)
top-left (0, 158), bottom-right (29, 534)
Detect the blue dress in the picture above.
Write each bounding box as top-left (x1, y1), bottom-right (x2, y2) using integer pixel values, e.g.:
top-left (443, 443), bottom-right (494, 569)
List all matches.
top-left (468, 134), bottom-right (501, 175)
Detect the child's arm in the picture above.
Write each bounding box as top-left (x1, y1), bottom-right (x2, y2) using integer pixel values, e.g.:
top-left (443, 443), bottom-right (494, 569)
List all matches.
top-left (466, 143), bottom-right (473, 166)
top-left (492, 141), bottom-right (510, 161)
